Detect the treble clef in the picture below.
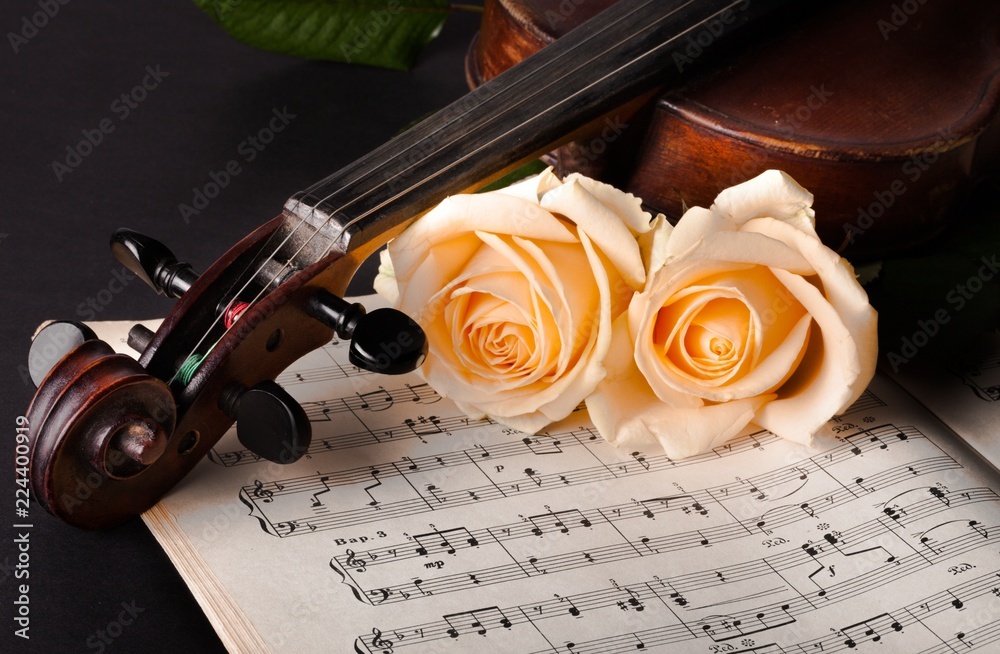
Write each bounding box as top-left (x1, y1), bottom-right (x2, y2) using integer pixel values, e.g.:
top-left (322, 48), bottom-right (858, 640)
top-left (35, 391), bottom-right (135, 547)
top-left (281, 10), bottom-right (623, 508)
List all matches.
top-left (345, 548), bottom-right (367, 573)
top-left (252, 479), bottom-right (274, 503)
top-left (371, 628), bottom-right (394, 654)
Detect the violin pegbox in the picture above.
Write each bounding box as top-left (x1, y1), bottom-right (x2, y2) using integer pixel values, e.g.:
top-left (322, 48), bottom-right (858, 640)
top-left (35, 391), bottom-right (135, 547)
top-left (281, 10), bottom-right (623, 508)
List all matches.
top-left (109, 228), bottom-right (315, 465)
top-left (25, 224), bottom-right (432, 528)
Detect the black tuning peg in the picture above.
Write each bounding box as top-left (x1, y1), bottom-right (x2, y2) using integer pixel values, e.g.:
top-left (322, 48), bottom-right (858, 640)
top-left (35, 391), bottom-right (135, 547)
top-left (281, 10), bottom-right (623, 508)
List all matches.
top-left (308, 290), bottom-right (427, 375)
top-left (220, 380), bottom-right (311, 464)
top-left (27, 320), bottom-right (98, 387)
top-left (111, 228), bottom-right (199, 298)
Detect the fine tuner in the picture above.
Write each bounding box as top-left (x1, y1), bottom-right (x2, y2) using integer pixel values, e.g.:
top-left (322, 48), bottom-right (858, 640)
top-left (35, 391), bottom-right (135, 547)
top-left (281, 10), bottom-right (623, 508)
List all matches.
top-left (24, 0), bottom-right (790, 529)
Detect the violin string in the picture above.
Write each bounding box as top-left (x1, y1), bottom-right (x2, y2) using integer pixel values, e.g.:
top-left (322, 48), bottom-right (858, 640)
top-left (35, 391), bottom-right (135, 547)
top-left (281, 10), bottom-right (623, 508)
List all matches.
top-left (318, 0), bottom-right (716, 255)
top-left (252, 0), bottom-right (678, 284)
top-left (168, 0), bottom-right (670, 383)
top-left (172, 0), bottom-right (732, 384)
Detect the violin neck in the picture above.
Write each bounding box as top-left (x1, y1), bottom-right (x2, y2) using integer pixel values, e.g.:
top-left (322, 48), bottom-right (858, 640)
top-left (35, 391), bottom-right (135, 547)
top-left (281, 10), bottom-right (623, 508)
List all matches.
top-left (284, 0), bottom-right (783, 261)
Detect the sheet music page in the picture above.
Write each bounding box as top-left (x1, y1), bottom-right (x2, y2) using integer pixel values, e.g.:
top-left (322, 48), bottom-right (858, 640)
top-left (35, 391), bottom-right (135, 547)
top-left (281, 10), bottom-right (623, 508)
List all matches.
top-left (90, 301), bottom-right (1000, 653)
top-left (888, 331), bottom-right (1000, 474)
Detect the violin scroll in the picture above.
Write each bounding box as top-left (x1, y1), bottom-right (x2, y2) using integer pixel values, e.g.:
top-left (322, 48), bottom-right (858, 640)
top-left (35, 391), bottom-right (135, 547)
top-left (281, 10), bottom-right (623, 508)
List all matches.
top-left (26, 338), bottom-right (178, 528)
top-left (26, 225), bottom-right (428, 528)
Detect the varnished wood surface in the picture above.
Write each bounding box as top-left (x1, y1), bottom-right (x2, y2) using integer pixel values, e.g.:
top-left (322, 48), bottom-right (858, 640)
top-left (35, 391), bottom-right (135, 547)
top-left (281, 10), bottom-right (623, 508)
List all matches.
top-left (469, 0), bottom-right (1000, 258)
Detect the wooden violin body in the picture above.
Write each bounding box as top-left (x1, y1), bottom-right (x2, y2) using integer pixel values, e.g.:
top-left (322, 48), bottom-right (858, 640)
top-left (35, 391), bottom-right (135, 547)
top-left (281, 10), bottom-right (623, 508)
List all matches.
top-left (468, 0), bottom-right (1000, 258)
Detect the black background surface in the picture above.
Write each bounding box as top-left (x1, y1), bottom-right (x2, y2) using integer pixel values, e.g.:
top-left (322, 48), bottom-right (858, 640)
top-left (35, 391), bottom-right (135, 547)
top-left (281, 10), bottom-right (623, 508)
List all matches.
top-left (1, 1), bottom-right (481, 651)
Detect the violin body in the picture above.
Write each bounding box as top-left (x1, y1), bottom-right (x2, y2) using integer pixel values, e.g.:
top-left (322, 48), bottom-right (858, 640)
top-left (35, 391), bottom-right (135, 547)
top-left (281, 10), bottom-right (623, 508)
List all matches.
top-left (467, 0), bottom-right (1000, 258)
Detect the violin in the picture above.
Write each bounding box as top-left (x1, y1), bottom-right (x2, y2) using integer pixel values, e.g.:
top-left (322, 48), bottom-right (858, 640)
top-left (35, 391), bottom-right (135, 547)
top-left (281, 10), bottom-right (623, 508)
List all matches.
top-left (468, 0), bottom-right (1000, 259)
top-left (25, 0), bottom-right (791, 529)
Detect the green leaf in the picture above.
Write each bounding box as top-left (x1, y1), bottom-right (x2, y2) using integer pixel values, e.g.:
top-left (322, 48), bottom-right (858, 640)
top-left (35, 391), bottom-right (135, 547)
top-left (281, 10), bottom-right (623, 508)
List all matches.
top-left (192, 0), bottom-right (452, 70)
top-left (476, 160), bottom-right (548, 193)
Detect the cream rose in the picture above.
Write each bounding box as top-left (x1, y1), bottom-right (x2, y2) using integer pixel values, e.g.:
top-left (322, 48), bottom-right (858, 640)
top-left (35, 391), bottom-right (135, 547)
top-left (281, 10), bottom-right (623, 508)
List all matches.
top-left (588, 170), bottom-right (878, 458)
top-left (375, 168), bottom-right (658, 432)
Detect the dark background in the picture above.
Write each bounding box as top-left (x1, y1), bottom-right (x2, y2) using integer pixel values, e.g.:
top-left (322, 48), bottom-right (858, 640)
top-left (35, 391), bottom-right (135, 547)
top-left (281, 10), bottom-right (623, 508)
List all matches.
top-left (1, 1), bottom-right (482, 651)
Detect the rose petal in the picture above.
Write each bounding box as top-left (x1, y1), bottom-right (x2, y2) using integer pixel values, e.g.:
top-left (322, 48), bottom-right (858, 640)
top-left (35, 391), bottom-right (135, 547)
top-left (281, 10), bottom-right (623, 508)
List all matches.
top-left (495, 167), bottom-right (564, 202)
top-left (563, 172), bottom-right (654, 236)
top-left (389, 193), bottom-right (578, 293)
top-left (751, 269), bottom-right (865, 444)
top-left (664, 171), bottom-right (817, 258)
top-left (713, 169), bottom-right (817, 236)
top-left (373, 248), bottom-right (398, 306)
top-left (742, 216), bottom-right (878, 411)
top-left (485, 230), bottom-right (614, 424)
top-left (589, 317), bottom-right (769, 458)
top-left (541, 178), bottom-right (648, 289)
top-left (638, 213), bottom-right (673, 274)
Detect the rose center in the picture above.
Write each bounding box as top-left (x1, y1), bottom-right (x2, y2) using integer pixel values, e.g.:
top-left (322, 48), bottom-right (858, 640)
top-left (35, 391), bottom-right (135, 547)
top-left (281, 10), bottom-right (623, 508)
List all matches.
top-left (656, 296), bottom-right (751, 381)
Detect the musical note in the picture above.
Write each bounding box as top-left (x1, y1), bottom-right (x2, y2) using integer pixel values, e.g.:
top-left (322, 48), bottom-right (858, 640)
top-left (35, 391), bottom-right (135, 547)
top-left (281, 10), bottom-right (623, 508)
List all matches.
top-left (527, 557), bottom-right (546, 575)
top-left (357, 387), bottom-right (393, 411)
top-left (412, 527), bottom-right (478, 557)
top-left (929, 486), bottom-right (950, 506)
top-left (970, 520), bottom-right (988, 538)
top-left (630, 451), bottom-right (650, 470)
top-left (621, 587), bottom-right (644, 612)
top-left (524, 468), bottom-right (543, 487)
top-left (426, 484), bottom-right (445, 503)
top-left (311, 475), bottom-right (331, 508)
top-left (840, 613), bottom-right (896, 648)
top-left (526, 509), bottom-right (589, 536)
top-left (364, 469), bottom-right (383, 507)
top-left (405, 382), bottom-right (440, 404)
top-left (404, 415), bottom-right (443, 436)
top-left (554, 593), bottom-right (581, 617)
top-left (442, 606), bottom-right (512, 638)
top-left (883, 505), bottom-right (906, 522)
top-left (521, 436), bottom-right (563, 455)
